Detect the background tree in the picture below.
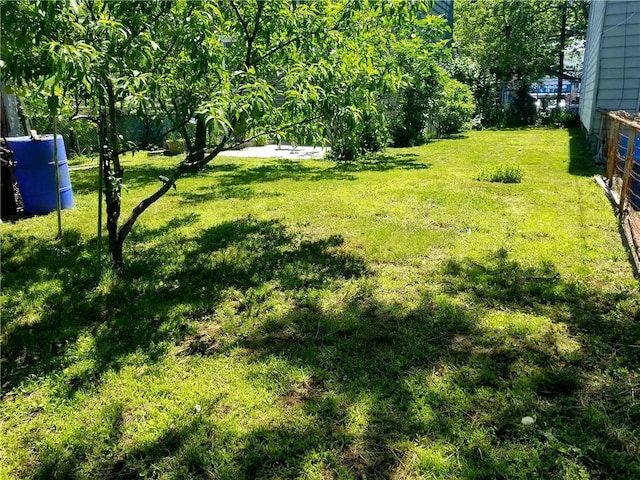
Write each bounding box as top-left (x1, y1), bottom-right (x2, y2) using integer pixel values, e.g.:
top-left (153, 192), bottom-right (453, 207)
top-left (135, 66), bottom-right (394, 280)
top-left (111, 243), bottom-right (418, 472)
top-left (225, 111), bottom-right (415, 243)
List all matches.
top-left (454, 0), bottom-right (589, 126)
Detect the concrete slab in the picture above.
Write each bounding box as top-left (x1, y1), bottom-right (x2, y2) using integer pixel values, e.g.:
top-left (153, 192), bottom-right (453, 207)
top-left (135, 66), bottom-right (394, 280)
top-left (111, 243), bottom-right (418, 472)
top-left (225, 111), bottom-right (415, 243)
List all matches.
top-left (218, 144), bottom-right (328, 160)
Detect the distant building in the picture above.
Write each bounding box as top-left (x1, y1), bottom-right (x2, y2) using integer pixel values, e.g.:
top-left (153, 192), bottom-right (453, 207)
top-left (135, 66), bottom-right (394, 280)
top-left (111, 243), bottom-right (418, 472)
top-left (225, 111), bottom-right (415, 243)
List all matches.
top-left (530, 76), bottom-right (579, 110)
top-left (579, 0), bottom-right (640, 145)
top-left (430, 0), bottom-right (454, 40)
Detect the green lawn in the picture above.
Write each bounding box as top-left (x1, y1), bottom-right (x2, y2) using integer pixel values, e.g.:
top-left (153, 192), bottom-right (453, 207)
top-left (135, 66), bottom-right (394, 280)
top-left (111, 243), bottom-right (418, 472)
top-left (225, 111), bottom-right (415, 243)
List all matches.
top-left (2, 128), bottom-right (639, 479)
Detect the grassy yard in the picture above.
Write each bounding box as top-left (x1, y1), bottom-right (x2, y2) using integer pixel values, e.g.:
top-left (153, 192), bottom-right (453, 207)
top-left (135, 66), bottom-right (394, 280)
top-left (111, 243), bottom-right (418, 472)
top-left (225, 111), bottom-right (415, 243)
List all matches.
top-left (2, 128), bottom-right (639, 479)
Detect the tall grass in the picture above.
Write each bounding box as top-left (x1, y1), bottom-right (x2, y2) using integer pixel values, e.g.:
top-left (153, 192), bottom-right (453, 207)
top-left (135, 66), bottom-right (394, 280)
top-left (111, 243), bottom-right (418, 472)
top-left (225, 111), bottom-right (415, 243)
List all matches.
top-left (477, 163), bottom-right (523, 183)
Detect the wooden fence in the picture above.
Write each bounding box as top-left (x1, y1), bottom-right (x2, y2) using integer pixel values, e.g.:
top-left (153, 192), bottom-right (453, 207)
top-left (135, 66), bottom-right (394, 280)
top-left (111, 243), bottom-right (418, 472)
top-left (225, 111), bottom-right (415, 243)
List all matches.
top-left (602, 110), bottom-right (640, 214)
top-left (599, 109), bottom-right (640, 272)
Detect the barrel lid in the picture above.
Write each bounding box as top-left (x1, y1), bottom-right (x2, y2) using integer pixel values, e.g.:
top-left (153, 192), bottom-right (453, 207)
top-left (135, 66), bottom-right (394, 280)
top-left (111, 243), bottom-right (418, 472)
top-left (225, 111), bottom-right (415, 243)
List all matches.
top-left (5, 134), bottom-right (61, 143)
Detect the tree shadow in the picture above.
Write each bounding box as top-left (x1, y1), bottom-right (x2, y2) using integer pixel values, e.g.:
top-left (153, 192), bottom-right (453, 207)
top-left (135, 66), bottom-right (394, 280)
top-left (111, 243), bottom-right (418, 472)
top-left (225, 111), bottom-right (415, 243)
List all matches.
top-left (178, 185), bottom-right (282, 203)
top-left (46, 250), bottom-right (635, 479)
top-left (215, 153), bottom-right (432, 187)
top-left (1, 217), bottom-right (367, 398)
top-left (6, 231), bottom-right (639, 478)
top-left (217, 159), bottom-right (357, 186)
top-left (70, 161), bottom-right (242, 195)
top-left (568, 127), bottom-right (600, 176)
top-left (328, 153), bottom-right (430, 174)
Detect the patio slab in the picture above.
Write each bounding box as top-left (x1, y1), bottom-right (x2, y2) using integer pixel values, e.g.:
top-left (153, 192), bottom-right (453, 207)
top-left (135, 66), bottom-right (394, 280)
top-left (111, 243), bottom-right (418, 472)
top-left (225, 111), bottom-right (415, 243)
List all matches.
top-left (218, 144), bottom-right (328, 160)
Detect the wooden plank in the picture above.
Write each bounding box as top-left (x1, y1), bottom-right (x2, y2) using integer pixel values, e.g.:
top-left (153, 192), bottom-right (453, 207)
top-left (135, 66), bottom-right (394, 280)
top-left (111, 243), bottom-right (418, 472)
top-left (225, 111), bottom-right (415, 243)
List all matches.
top-left (607, 110), bottom-right (640, 130)
top-left (619, 128), bottom-right (637, 214)
top-left (595, 174), bottom-right (620, 207)
top-left (625, 215), bottom-right (640, 278)
top-left (606, 119), bottom-right (620, 185)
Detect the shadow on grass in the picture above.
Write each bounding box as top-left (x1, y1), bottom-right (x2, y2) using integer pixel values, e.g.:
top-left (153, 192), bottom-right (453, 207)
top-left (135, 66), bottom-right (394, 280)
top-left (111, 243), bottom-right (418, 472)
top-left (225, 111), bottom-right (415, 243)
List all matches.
top-left (71, 153), bottom-right (429, 200)
top-left (196, 250), bottom-right (638, 478)
top-left (3, 235), bottom-right (639, 478)
top-left (70, 161), bottom-right (242, 195)
top-left (1, 216), bottom-right (367, 397)
top-left (178, 185), bottom-right (282, 203)
top-left (74, 250), bottom-right (639, 479)
top-left (329, 153), bottom-right (430, 174)
top-left (216, 153), bottom-right (431, 187)
top-left (568, 127), bottom-right (600, 177)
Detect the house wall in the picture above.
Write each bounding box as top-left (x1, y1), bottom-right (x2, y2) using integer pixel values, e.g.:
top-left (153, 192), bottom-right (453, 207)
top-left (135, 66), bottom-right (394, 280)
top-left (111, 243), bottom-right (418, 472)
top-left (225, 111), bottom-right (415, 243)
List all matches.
top-left (579, 0), bottom-right (606, 134)
top-left (430, 0), bottom-right (454, 39)
top-left (580, 0), bottom-right (640, 143)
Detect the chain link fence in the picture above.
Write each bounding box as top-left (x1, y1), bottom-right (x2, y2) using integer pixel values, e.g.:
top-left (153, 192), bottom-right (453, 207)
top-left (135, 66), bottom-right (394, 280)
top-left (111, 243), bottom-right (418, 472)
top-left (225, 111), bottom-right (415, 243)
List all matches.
top-left (55, 115), bottom-right (172, 157)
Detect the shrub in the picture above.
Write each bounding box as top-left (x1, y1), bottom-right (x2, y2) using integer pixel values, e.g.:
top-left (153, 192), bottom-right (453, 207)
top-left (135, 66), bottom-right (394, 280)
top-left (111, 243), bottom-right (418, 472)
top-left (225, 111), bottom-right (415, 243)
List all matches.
top-left (254, 134), bottom-right (268, 146)
top-left (504, 87), bottom-right (537, 127)
top-left (390, 67), bottom-right (476, 145)
top-left (329, 109), bottom-right (389, 161)
top-left (388, 51), bottom-right (440, 147)
top-left (390, 86), bottom-right (433, 147)
top-left (432, 76), bottom-right (475, 136)
top-left (537, 110), bottom-right (581, 128)
top-left (445, 57), bottom-right (502, 129)
top-left (477, 164), bottom-right (523, 183)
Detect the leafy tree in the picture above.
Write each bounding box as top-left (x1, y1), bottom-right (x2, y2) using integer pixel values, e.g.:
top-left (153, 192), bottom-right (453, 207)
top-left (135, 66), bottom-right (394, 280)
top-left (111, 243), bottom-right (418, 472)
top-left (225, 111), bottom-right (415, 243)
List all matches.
top-left (1, 0), bottom-right (438, 270)
top-left (454, 0), bottom-right (589, 125)
top-left (386, 13), bottom-right (466, 146)
top-left (444, 56), bottom-right (500, 127)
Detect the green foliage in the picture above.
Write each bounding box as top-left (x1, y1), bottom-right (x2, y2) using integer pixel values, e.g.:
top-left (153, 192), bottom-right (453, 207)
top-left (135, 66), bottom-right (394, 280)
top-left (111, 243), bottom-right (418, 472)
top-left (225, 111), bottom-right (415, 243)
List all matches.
top-left (391, 66), bottom-right (475, 144)
top-left (453, 0), bottom-right (590, 128)
top-left (505, 87), bottom-right (538, 127)
top-left (254, 135), bottom-right (268, 147)
top-left (455, 0), bottom-right (567, 83)
top-left (328, 109), bottom-right (390, 161)
top-left (390, 87), bottom-right (429, 147)
top-left (388, 18), bottom-right (450, 147)
top-left (0, 0), bottom-right (440, 267)
top-left (477, 164), bottom-right (524, 183)
top-left (432, 76), bottom-right (475, 136)
top-left (445, 56), bottom-right (501, 128)
top-left (537, 110), bottom-right (581, 128)
top-left (20, 90), bottom-right (98, 155)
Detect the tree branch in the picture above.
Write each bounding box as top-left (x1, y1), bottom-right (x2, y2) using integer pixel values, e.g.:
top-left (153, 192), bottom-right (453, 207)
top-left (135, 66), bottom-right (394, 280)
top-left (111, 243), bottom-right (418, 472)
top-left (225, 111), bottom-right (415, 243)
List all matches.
top-left (245, 1), bottom-right (265, 67)
top-left (117, 138), bottom-right (227, 244)
top-left (227, 114), bottom-right (324, 149)
top-left (117, 111), bottom-right (323, 245)
top-left (228, 0), bottom-right (250, 40)
top-left (253, 3), bottom-right (352, 66)
top-left (254, 36), bottom-right (300, 65)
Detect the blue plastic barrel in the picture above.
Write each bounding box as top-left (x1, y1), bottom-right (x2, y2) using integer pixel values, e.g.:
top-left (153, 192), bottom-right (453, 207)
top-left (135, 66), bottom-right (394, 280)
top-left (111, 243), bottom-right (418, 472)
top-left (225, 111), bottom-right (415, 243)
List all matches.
top-left (618, 132), bottom-right (640, 209)
top-left (6, 135), bottom-right (75, 215)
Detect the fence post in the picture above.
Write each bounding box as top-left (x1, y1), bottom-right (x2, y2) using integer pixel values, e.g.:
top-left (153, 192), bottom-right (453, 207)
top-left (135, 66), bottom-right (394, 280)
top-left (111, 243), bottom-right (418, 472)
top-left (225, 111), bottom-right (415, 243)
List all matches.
top-left (619, 128), bottom-right (637, 214)
top-left (606, 117), bottom-right (620, 186)
top-left (599, 113), bottom-right (607, 159)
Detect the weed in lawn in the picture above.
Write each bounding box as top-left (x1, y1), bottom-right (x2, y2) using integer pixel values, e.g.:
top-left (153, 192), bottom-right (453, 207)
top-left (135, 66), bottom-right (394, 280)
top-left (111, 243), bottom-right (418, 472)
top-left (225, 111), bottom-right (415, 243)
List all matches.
top-left (477, 163), bottom-right (524, 183)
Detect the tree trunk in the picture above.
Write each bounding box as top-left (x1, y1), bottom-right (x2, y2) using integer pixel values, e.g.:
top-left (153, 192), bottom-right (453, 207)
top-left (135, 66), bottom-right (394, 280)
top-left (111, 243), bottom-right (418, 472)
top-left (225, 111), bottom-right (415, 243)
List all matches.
top-left (556, 1), bottom-right (567, 109)
top-left (101, 79), bottom-right (125, 272)
top-left (110, 236), bottom-right (124, 270)
top-left (192, 115), bottom-right (206, 163)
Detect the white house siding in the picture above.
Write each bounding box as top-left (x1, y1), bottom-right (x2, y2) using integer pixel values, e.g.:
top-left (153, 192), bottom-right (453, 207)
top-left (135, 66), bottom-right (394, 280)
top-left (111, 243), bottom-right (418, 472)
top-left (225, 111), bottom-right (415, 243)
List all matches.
top-left (580, 0), bottom-right (607, 135)
top-left (580, 0), bottom-right (640, 143)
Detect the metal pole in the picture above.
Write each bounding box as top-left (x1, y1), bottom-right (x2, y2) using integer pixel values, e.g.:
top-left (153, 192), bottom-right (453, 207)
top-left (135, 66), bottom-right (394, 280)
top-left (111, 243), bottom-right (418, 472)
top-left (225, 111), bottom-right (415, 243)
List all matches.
top-left (97, 119), bottom-right (104, 279)
top-left (51, 96), bottom-right (62, 239)
top-left (556, 1), bottom-right (568, 110)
